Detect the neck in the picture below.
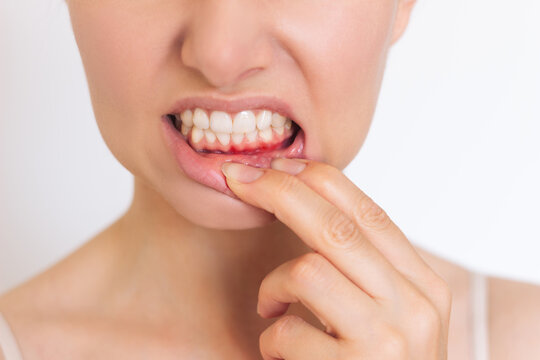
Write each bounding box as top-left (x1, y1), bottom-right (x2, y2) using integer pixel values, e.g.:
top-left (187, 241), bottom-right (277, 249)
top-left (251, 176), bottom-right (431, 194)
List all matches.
top-left (106, 178), bottom-right (311, 326)
top-left (100, 178), bottom-right (464, 340)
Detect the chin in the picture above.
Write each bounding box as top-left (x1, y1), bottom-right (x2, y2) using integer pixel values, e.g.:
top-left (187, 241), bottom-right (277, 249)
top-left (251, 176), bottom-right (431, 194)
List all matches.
top-left (160, 171), bottom-right (279, 230)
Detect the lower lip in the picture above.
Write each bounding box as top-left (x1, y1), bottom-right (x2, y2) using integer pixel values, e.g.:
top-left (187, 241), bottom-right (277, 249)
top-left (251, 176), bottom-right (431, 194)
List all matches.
top-left (160, 116), bottom-right (306, 196)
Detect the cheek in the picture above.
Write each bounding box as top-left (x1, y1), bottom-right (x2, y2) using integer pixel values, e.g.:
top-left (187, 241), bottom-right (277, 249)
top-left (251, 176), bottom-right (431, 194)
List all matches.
top-left (68, 3), bottom-right (173, 171)
top-left (281, 2), bottom-right (395, 168)
top-left (70, 6), bottom-right (150, 111)
top-left (324, 11), bottom-right (395, 168)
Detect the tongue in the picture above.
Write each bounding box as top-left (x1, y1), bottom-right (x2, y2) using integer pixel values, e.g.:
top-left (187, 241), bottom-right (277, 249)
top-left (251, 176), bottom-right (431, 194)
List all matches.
top-left (186, 126), bottom-right (296, 154)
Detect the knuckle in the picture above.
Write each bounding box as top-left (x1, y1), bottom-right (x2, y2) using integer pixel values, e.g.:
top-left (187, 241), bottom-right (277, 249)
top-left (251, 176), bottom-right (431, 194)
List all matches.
top-left (431, 275), bottom-right (453, 312)
top-left (322, 210), bottom-right (362, 250)
top-left (289, 253), bottom-right (329, 286)
top-left (351, 192), bottom-right (392, 231)
top-left (314, 163), bottom-right (343, 190)
top-left (270, 315), bottom-right (304, 343)
top-left (378, 325), bottom-right (408, 358)
top-left (409, 295), bottom-right (442, 340)
top-left (273, 172), bottom-right (300, 197)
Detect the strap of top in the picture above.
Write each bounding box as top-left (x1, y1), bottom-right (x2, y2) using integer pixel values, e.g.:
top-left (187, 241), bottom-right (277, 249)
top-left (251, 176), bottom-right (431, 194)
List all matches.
top-left (470, 272), bottom-right (490, 360)
top-left (0, 312), bottom-right (23, 360)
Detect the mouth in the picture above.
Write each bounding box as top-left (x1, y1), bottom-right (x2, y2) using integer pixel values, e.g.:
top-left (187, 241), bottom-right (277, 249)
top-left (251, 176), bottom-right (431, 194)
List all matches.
top-left (160, 96), bottom-right (306, 197)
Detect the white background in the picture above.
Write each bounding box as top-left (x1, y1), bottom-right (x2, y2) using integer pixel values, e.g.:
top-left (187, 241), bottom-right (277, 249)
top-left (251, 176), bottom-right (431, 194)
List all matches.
top-left (1, 0), bottom-right (539, 293)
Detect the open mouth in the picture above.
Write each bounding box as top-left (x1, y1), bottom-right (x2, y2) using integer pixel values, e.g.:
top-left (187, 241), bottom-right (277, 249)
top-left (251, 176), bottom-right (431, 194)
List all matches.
top-left (161, 106), bottom-right (306, 196)
top-left (165, 109), bottom-right (301, 155)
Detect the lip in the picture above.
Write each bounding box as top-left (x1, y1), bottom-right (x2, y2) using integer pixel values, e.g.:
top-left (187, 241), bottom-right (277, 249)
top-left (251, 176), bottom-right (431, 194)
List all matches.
top-left (161, 95), bottom-right (307, 197)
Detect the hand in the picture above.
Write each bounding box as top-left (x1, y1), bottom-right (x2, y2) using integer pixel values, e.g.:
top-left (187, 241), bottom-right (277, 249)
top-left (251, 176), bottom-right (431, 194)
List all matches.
top-left (221, 158), bottom-right (452, 360)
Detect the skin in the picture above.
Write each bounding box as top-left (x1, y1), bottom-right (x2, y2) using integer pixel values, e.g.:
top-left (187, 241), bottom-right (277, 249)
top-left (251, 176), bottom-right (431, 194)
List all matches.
top-left (1, 0), bottom-right (540, 359)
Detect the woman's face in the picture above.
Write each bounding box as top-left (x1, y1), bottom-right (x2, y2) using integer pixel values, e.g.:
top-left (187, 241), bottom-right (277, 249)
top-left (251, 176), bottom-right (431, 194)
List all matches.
top-left (66, 0), bottom-right (415, 229)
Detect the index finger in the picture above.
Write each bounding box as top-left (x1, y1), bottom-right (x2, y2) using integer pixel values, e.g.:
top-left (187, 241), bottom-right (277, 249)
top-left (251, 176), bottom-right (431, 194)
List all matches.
top-left (273, 159), bottom-right (439, 290)
top-left (271, 159), bottom-right (451, 318)
top-left (222, 161), bottom-right (404, 301)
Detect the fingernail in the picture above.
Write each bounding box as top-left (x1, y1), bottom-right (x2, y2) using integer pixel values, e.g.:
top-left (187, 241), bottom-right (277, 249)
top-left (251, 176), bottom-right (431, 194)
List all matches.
top-left (270, 158), bottom-right (306, 175)
top-left (221, 162), bottom-right (264, 183)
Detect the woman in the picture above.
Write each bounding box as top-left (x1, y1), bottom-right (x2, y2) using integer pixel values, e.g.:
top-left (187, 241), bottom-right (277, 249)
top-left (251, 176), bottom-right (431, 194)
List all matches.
top-left (1, 0), bottom-right (539, 359)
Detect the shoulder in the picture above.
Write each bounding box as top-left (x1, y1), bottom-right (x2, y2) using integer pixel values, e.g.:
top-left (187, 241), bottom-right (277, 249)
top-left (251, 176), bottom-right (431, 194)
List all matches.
top-left (488, 276), bottom-right (540, 360)
top-left (413, 247), bottom-right (540, 359)
top-left (0, 271), bottom-right (56, 358)
top-left (0, 286), bottom-right (31, 360)
top-left (0, 236), bottom-right (103, 358)
top-left (0, 223), bottom-right (119, 315)
top-left (0, 269), bottom-right (104, 359)
top-left (0, 262), bottom-right (63, 317)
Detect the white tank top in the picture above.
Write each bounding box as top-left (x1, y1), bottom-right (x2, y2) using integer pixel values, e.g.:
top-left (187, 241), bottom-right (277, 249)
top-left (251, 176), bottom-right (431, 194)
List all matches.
top-left (0, 272), bottom-right (490, 359)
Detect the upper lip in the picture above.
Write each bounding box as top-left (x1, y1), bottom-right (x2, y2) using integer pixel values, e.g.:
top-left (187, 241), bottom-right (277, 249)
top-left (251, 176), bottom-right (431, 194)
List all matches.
top-left (166, 95), bottom-right (302, 129)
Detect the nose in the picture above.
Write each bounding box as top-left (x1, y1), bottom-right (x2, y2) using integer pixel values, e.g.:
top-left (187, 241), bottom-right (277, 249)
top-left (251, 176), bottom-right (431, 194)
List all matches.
top-left (181, 0), bottom-right (272, 90)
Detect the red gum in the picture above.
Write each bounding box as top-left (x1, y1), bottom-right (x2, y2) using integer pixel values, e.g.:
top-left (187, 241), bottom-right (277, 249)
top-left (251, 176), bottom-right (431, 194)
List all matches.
top-left (186, 127), bottom-right (295, 154)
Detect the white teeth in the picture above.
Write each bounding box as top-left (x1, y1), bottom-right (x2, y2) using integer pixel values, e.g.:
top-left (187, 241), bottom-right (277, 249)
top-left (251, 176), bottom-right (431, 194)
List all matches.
top-left (193, 109), bottom-right (209, 129)
top-left (273, 126), bottom-right (284, 135)
top-left (271, 113), bottom-right (286, 128)
top-left (231, 133), bottom-right (244, 144)
top-left (210, 111), bottom-right (233, 133)
top-left (181, 110), bottom-right (193, 127)
top-left (204, 129), bottom-right (216, 143)
top-left (191, 127), bottom-right (204, 143)
top-left (232, 111), bottom-right (256, 133)
top-left (216, 133), bottom-right (230, 146)
top-left (246, 130), bottom-right (258, 143)
top-left (259, 128), bottom-right (273, 142)
top-left (181, 123), bottom-right (191, 136)
top-left (256, 110), bottom-right (272, 130)
top-left (179, 108), bottom-right (295, 149)
top-left (285, 118), bottom-right (292, 129)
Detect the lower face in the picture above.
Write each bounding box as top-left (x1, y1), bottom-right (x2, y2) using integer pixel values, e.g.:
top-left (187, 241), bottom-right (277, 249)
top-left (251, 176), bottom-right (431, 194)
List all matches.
top-left (67, 0), bottom-right (399, 229)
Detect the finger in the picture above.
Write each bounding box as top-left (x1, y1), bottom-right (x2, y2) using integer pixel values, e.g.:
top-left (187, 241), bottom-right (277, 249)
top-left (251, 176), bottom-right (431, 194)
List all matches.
top-left (272, 160), bottom-right (442, 286)
top-left (259, 314), bottom-right (340, 360)
top-left (257, 252), bottom-right (377, 339)
top-left (271, 159), bottom-right (450, 314)
top-left (222, 162), bottom-right (403, 301)
top-left (278, 159), bottom-right (427, 272)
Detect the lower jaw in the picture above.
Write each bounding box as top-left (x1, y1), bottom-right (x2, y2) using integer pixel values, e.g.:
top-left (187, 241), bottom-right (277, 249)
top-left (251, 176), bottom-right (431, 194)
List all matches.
top-left (160, 115), bottom-right (306, 197)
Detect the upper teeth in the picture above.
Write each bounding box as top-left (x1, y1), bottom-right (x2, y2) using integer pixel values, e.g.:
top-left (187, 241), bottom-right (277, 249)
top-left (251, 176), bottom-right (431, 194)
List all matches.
top-left (175, 108), bottom-right (292, 145)
top-left (233, 111), bottom-right (257, 133)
